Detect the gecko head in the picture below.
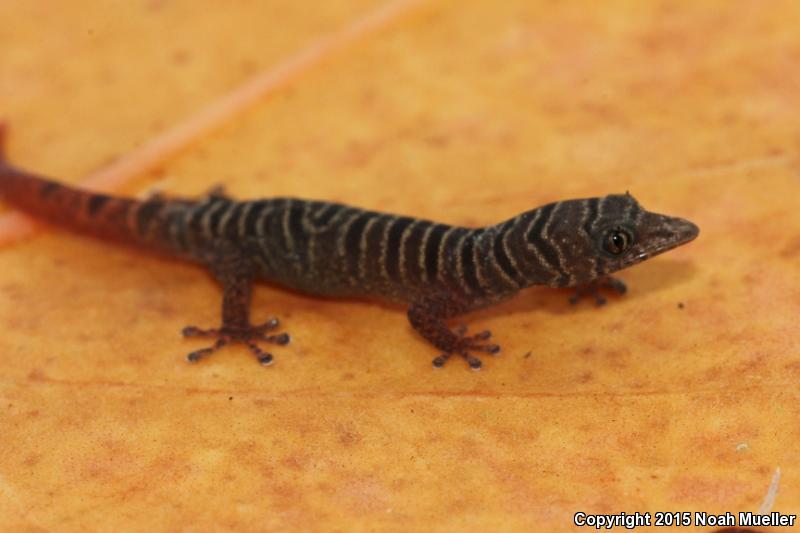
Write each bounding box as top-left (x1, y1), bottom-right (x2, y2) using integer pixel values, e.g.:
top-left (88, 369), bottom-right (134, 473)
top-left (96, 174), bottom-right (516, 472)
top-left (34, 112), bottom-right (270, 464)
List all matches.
top-left (582, 193), bottom-right (699, 279)
top-left (523, 193), bottom-right (699, 287)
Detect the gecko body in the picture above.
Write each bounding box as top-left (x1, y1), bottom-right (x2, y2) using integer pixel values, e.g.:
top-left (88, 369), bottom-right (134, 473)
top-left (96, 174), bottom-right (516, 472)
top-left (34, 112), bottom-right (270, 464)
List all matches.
top-left (0, 128), bottom-right (698, 369)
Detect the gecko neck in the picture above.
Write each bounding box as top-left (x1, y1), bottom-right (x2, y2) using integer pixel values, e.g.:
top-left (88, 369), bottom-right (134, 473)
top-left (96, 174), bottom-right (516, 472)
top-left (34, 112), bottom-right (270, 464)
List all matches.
top-left (475, 208), bottom-right (572, 293)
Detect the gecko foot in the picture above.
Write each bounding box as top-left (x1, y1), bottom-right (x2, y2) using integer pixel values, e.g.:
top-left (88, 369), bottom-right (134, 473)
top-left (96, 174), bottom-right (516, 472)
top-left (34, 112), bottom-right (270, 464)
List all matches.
top-left (182, 317), bottom-right (290, 365)
top-left (568, 277), bottom-right (627, 307)
top-left (432, 325), bottom-right (500, 371)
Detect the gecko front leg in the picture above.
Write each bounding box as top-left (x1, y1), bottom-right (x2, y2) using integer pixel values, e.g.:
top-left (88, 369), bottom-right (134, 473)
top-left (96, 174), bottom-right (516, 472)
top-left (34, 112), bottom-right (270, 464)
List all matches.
top-left (408, 295), bottom-right (500, 370)
top-left (568, 276), bottom-right (627, 306)
top-left (183, 244), bottom-right (290, 365)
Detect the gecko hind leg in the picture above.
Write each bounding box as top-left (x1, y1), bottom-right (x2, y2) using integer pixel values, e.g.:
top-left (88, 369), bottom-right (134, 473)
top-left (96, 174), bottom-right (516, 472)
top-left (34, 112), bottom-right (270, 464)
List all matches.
top-left (183, 250), bottom-right (290, 365)
top-left (569, 276), bottom-right (627, 306)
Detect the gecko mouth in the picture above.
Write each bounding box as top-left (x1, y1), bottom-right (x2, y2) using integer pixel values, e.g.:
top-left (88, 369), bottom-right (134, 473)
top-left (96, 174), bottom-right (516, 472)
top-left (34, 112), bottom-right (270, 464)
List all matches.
top-left (624, 216), bottom-right (699, 269)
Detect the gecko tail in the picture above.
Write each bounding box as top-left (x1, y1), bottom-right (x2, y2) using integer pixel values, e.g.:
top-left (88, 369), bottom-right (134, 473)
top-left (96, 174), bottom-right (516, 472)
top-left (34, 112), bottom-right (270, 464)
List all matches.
top-left (0, 123), bottom-right (149, 245)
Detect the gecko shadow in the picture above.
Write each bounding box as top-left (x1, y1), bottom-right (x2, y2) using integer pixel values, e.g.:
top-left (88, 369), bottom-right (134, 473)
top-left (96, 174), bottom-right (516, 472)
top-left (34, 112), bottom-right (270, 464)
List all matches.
top-left (484, 260), bottom-right (698, 332)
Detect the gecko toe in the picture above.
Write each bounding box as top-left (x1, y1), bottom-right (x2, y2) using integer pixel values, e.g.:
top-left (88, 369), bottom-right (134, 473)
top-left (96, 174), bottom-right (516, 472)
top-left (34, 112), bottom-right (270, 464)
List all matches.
top-left (186, 349), bottom-right (206, 363)
top-left (608, 278), bottom-right (627, 294)
top-left (467, 356), bottom-right (483, 370)
top-left (244, 340), bottom-right (276, 365)
top-left (186, 338), bottom-right (228, 362)
top-left (182, 325), bottom-right (218, 337)
top-left (432, 355), bottom-right (448, 368)
top-left (264, 332), bottom-right (290, 345)
top-left (254, 317), bottom-right (280, 332)
top-left (471, 330), bottom-right (491, 341)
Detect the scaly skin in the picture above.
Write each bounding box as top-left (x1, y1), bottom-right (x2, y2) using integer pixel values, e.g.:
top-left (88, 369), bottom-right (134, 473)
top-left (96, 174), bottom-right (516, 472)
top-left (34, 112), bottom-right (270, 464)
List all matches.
top-left (0, 126), bottom-right (699, 369)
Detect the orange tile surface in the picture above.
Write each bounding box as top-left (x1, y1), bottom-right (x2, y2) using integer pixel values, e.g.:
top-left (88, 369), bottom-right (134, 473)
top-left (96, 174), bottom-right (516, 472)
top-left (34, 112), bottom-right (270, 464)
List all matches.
top-left (1, 1), bottom-right (799, 531)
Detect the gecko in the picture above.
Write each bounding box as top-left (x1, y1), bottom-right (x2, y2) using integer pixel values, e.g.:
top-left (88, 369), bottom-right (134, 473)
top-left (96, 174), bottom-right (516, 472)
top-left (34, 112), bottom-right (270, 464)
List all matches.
top-left (0, 126), bottom-right (698, 369)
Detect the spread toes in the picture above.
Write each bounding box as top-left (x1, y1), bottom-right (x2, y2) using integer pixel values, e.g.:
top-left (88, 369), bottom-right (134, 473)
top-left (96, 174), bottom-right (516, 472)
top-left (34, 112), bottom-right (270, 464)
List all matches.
top-left (432, 327), bottom-right (501, 370)
top-left (183, 317), bottom-right (290, 365)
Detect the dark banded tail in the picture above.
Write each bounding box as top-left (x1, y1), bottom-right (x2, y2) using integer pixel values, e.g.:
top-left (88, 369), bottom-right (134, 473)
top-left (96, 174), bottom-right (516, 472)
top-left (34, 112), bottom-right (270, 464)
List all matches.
top-left (0, 127), bottom-right (151, 246)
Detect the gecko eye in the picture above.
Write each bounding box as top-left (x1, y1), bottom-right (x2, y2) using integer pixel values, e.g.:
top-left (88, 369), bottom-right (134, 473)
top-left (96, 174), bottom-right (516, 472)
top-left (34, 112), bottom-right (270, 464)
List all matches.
top-left (603, 228), bottom-right (632, 255)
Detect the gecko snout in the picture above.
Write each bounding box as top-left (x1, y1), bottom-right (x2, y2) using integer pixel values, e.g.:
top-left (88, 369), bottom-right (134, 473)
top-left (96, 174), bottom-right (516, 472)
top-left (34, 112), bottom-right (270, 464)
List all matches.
top-left (669, 216), bottom-right (700, 245)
